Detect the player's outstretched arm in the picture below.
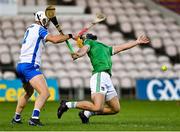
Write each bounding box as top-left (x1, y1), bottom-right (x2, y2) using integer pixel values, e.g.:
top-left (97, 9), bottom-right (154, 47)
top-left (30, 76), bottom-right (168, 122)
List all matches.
top-left (113, 35), bottom-right (150, 55)
top-left (46, 34), bottom-right (73, 44)
top-left (71, 45), bottom-right (89, 60)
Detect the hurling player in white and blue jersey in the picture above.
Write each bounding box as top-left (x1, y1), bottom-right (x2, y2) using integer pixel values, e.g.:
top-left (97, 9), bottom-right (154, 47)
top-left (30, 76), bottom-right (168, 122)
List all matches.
top-left (11, 11), bottom-right (73, 126)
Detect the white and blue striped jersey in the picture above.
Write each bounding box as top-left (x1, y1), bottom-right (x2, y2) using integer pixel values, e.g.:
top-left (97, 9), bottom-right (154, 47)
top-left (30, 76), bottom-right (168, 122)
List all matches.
top-left (19, 23), bottom-right (49, 66)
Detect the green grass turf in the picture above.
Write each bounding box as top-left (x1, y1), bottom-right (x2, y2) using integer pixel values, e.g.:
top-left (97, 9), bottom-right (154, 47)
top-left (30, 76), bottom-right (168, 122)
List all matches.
top-left (0, 100), bottom-right (180, 131)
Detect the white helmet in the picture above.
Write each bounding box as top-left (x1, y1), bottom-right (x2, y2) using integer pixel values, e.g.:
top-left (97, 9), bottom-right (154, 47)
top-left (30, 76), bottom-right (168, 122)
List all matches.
top-left (34, 11), bottom-right (49, 27)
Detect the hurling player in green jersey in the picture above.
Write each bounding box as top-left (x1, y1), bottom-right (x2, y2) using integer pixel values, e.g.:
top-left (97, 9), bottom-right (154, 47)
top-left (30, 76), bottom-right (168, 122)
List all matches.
top-left (57, 33), bottom-right (150, 123)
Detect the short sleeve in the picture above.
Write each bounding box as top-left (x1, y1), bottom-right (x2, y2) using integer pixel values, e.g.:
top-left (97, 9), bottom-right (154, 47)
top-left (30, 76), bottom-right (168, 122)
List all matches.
top-left (109, 46), bottom-right (113, 56)
top-left (39, 27), bottom-right (49, 40)
top-left (84, 39), bottom-right (91, 51)
top-left (84, 39), bottom-right (91, 47)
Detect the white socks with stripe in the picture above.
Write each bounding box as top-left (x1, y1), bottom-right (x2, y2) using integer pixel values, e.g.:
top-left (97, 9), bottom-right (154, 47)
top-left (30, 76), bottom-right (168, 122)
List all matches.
top-left (14, 112), bottom-right (21, 121)
top-left (32, 109), bottom-right (40, 119)
top-left (66, 102), bottom-right (77, 108)
top-left (84, 110), bottom-right (96, 118)
top-left (65, 102), bottom-right (96, 118)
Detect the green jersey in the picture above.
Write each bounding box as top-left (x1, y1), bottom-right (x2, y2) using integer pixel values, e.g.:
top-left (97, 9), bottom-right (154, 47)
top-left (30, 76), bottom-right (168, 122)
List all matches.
top-left (84, 39), bottom-right (113, 75)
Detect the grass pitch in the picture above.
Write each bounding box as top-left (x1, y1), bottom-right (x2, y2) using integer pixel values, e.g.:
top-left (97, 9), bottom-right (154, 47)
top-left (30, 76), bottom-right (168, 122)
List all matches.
top-left (0, 100), bottom-right (180, 131)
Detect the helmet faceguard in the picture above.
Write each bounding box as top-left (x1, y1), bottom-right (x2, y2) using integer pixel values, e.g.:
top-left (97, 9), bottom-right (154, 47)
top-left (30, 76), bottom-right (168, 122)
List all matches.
top-left (34, 11), bottom-right (50, 28)
top-left (86, 33), bottom-right (97, 40)
top-left (76, 33), bottom-right (97, 48)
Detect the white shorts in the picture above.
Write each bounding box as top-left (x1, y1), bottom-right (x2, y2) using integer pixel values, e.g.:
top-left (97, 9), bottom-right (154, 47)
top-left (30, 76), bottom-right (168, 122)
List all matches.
top-left (90, 72), bottom-right (118, 101)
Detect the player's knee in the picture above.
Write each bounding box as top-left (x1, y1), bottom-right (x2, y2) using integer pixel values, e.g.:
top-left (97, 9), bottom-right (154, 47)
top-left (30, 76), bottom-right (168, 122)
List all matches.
top-left (114, 107), bottom-right (120, 114)
top-left (41, 90), bottom-right (50, 99)
top-left (93, 105), bottom-right (103, 112)
top-left (44, 91), bottom-right (50, 99)
top-left (113, 105), bottom-right (120, 114)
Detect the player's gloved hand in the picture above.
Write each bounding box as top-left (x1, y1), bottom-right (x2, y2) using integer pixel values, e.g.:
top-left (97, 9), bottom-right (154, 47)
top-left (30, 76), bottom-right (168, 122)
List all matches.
top-left (68, 34), bottom-right (73, 39)
top-left (136, 35), bottom-right (150, 44)
top-left (71, 53), bottom-right (79, 61)
top-left (76, 37), bottom-right (84, 48)
top-left (68, 34), bottom-right (77, 40)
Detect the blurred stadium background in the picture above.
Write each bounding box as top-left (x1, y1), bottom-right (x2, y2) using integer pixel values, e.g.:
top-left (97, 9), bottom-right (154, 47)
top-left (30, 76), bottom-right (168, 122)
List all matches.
top-left (0, 0), bottom-right (180, 101)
